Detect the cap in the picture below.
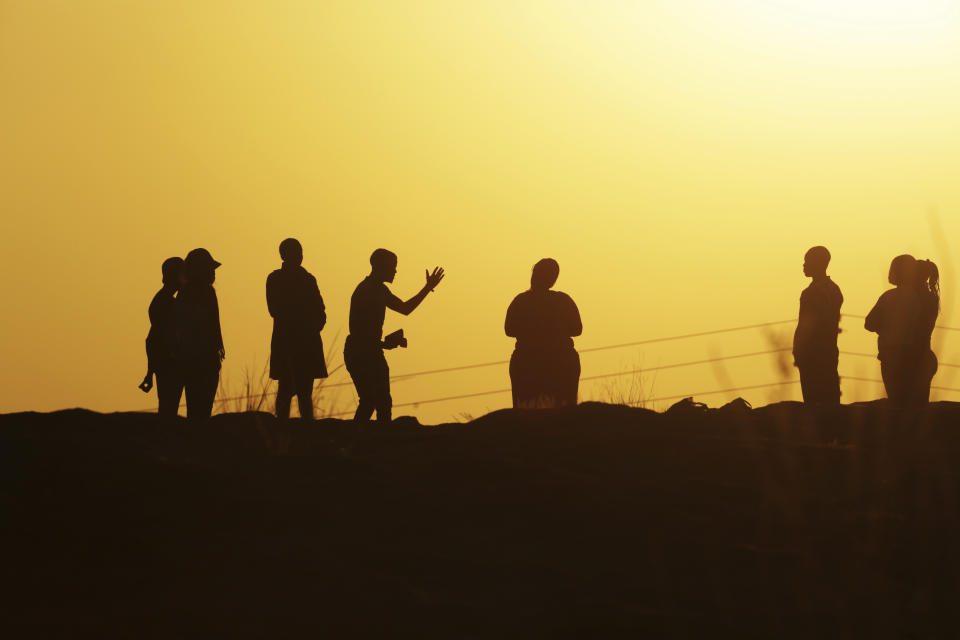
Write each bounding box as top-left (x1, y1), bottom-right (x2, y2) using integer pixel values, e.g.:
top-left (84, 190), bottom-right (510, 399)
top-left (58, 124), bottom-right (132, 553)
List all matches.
top-left (185, 248), bottom-right (221, 269)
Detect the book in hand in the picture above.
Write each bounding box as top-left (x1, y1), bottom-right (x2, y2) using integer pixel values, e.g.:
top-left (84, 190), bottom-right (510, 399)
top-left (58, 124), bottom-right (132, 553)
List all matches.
top-left (383, 329), bottom-right (407, 350)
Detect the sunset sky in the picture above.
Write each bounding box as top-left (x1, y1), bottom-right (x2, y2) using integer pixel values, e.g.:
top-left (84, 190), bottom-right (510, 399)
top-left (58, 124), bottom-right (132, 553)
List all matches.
top-left (2, 0), bottom-right (959, 421)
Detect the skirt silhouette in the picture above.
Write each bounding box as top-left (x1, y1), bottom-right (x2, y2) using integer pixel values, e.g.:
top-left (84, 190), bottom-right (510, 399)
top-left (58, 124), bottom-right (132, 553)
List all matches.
top-left (510, 347), bottom-right (580, 409)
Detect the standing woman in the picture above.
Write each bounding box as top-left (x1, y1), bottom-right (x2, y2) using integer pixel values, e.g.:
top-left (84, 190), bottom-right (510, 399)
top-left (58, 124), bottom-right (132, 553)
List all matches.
top-left (505, 258), bottom-right (582, 408)
top-left (139, 256), bottom-right (185, 418)
top-left (865, 255), bottom-right (940, 407)
top-left (267, 238), bottom-right (327, 420)
top-left (176, 248), bottom-right (225, 419)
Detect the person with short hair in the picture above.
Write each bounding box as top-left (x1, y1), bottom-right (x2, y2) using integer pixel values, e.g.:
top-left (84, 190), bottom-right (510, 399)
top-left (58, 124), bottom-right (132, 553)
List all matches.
top-left (865, 255), bottom-right (940, 407)
top-left (267, 238), bottom-right (327, 420)
top-left (176, 248), bottom-right (225, 420)
top-left (139, 256), bottom-right (185, 418)
top-left (505, 258), bottom-right (582, 408)
top-left (345, 249), bottom-right (444, 422)
top-left (792, 246), bottom-right (843, 406)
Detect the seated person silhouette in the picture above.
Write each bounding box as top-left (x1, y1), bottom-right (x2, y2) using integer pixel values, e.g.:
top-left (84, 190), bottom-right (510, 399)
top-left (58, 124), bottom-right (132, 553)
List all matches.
top-left (792, 246), bottom-right (843, 407)
top-left (139, 256), bottom-right (184, 418)
top-left (505, 258), bottom-right (582, 408)
top-left (175, 248), bottom-right (225, 420)
top-left (865, 255), bottom-right (940, 408)
top-left (267, 238), bottom-right (327, 420)
top-left (345, 249), bottom-right (444, 422)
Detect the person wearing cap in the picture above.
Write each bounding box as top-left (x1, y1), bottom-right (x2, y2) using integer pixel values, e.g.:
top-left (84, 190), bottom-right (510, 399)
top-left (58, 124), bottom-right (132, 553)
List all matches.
top-left (175, 248), bottom-right (225, 419)
top-left (345, 249), bottom-right (444, 423)
top-left (792, 246), bottom-right (843, 407)
top-left (139, 256), bottom-right (185, 418)
top-left (266, 238), bottom-right (327, 420)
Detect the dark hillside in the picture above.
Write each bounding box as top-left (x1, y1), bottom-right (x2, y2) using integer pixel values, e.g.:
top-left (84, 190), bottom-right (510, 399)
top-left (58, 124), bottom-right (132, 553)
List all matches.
top-left (2, 402), bottom-right (960, 637)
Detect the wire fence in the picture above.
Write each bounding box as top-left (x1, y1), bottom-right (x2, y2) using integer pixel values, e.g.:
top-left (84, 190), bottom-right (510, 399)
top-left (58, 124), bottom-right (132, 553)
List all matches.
top-left (129, 314), bottom-right (960, 415)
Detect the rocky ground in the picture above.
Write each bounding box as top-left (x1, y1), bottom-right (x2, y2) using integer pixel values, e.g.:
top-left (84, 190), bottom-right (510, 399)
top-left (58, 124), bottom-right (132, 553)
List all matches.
top-left (2, 401), bottom-right (959, 637)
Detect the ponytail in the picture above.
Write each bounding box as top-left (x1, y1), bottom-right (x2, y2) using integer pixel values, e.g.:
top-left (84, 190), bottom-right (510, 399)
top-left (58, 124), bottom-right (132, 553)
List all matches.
top-left (920, 259), bottom-right (940, 304)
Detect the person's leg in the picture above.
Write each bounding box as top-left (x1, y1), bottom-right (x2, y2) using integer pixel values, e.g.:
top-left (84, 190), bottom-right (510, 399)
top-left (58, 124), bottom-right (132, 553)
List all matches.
top-left (563, 351), bottom-right (581, 407)
top-left (800, 361), bottom-right (841, 407)
top-left (533, 357), bottom-right (555, 408)
top-left (186, 369), bottom-right (218, 420)
top-left (346, 345), bottom-right (376, 421)
top-left (509, 351), bottom-right (522, 409)
top-left (276, 376), bottom-right (293, 419)
top-left (156, 369), bottom-right (183, 419)
top-left (295, 375), bottom-right (314, 420)
top-left (881, 359), bottom-right (904, 407)
top-left (374, 352), bottom-right (392, 422)
top-left (798, 365), bottom-right (813, 404)
top-left (198, 370), bottom-right (219, 418)
top-left (511, 350), bottom-right (541, 408)
top-left (184, 374), bottom-right (198, 419)
top-left (906, 351), bottom-right (937, 407)
top-left (825, 362), bottom-right (841, 406)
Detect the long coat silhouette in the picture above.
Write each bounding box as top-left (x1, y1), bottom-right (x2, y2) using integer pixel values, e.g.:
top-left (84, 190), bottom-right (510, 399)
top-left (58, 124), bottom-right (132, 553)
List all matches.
top-left (267, 264), bottom-right (327, 381)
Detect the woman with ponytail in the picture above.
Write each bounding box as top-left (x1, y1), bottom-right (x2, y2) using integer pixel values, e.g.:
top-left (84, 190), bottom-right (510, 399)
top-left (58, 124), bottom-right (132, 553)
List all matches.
top-left (865, 255), bottom-right (939, 407)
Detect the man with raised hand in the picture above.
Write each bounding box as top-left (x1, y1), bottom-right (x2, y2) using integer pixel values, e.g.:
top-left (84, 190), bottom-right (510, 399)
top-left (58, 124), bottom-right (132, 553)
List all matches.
top-left (345, 249), bottom-right (444, 423)
top-left (793, 246), bottom-right (843, 406)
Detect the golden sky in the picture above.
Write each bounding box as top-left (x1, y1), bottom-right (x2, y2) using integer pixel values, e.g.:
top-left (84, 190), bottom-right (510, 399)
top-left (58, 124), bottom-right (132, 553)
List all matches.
top-left (2, 0), bottom-right (959, 421)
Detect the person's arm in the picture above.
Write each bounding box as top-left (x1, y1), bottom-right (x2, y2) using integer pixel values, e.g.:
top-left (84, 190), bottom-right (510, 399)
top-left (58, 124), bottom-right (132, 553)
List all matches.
top-left (864, 296), bottom-right (884, 334)
top-left (565, 295), bottom-right (583, 337)
top-left (505, 297), bottom-right (520, 337)
top-left (793, 291), bottom-right (811, 362)
top-left (212, 290), bottom-right (225, 360)
top-left (312, 278), bottom-right (327, 331)
top-left (140, 335), bottom-right (154, 392)
top-left (266, 274), bottom-right (279, 319)
top-left (141, 296), bottom-right (157, 391)
top-left (385, 267), bottom-right (445, 316)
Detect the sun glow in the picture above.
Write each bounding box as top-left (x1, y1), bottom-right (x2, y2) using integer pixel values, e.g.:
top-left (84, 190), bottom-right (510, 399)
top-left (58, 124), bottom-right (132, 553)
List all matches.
top-left (726, 0), bottom-right (960, 63)
top-left (2, 1), bottom-right (960, 420)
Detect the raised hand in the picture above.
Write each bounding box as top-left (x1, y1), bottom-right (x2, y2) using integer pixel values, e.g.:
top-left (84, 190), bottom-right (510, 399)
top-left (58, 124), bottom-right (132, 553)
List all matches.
top-left (425, 266), bottom-right (445, 291)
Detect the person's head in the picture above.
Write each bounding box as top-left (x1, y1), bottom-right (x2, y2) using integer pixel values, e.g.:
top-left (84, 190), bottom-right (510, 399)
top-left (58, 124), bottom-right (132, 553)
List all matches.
top-left (161, 257), bottom-right (184, 289)
top-left (279, 238), bottom-right (303, 265)
top-left (184, 248), bottom-right (221, 287)
top-left (803, 246), bottom-right (830, 278)
top-left (888, 254), bottom-right (916, 287)
top-left (370, 248), bottom-right (398, 283)
top-left (530, 258), bottom-right (560, 291)
top-left (916, 258), bottom-right (940, 300)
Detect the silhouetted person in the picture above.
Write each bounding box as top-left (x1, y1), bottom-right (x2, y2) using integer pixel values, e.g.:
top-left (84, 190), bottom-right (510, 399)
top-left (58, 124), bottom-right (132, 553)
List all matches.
top-left (176, 248), bottom-right (225, 420)
top-left (865, 255), bottom-right (940, 408)
top-left (792, 246), bottom-right (843, 407)
top-left (139, 257), bottom-right (185, 418)
top-left (505, 258), bottom-right (582, 408)
top-left (345, 249), bottom-right (444, 422)
top-left (267, 238), bottom-right (327, 420)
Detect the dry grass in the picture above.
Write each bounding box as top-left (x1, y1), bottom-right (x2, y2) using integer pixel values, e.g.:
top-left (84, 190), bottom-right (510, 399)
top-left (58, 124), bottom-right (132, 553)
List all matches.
top-left (596, 356), bottom-right (658, 409)
top-left (214, 334), bottom-right (348, 418)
